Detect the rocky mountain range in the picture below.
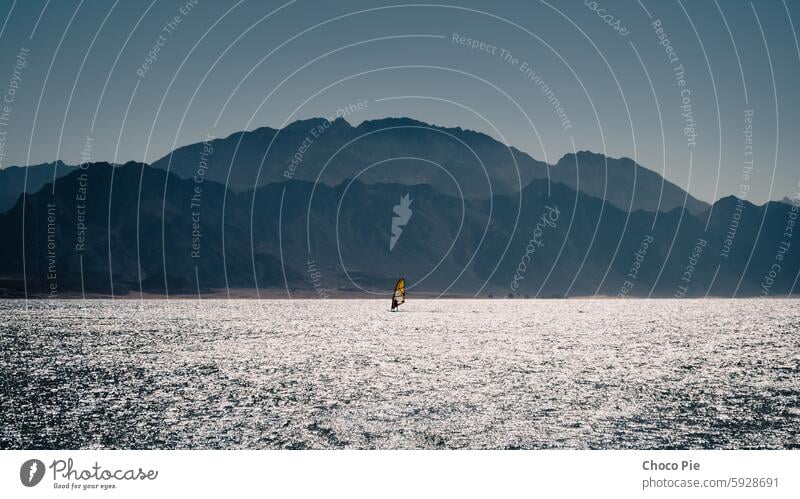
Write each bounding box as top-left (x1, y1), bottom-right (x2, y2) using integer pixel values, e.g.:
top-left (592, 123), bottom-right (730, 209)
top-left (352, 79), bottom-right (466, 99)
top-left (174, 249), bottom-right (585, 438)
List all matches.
top-left (0, 118), bottom-right (796, 298)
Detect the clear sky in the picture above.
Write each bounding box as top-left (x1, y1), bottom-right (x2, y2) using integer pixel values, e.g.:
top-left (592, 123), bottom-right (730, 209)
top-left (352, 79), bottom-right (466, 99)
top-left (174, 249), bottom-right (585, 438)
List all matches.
top-left (0, 0), bottom-right (797, 203)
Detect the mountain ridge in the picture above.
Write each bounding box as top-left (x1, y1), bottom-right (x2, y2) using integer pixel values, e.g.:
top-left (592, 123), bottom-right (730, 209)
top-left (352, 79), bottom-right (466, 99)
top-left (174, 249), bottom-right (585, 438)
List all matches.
top-left (1, 161), bottom-right (795, 298)
top-left (148, 116), bottom-right (709, 215)
top-left (2, 116), bottom-right (710, 216)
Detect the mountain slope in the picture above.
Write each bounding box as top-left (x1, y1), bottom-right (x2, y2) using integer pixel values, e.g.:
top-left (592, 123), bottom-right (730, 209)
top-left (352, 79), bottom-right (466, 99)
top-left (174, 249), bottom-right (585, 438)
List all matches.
top-left (0, 161), bottom-right (74, 212)
top-left (550, 151), bottom-right (709, 215)
top-left (1, 162), bottom-right (795, 298)
top-left (3, 118), bottom-right (711, 218)
top-left (149, 117), bottom-right (707, 214)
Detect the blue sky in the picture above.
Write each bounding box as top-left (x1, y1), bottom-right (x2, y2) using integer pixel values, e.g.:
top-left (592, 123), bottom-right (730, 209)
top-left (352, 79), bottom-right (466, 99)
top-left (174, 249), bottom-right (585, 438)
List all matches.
top-left (0, 0), bottom-right (798, 203)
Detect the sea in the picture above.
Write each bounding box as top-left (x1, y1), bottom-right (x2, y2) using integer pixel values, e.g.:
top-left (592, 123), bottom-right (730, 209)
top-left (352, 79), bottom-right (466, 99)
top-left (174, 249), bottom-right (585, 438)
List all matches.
top-left (1, 299), bottom-right (798, 449)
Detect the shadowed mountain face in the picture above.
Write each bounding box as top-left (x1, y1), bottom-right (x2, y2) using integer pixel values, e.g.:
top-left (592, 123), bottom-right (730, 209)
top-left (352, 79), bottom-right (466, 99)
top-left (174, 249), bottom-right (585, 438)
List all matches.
top-left (2, 118), bottom-right (709, 217)
top-left (549, 151), bottom-right (709, 216)
top-left (0, 162), bottom-right (74, 213)
top-left (0, 162), bottom-right (796, 298)
top-left (149, 117), bottom-right (708, 214)
top-left (150, 117), bottom-right (546, 201)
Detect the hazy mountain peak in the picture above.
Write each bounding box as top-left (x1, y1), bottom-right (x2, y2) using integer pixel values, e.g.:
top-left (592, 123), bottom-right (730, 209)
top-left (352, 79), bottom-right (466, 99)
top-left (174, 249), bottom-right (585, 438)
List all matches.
top-left (3, 117), bottom-right (712, 217)
top-left (283, 117), bottom-right (341, 131)
top-left (355, 116), bottom-right (430, 131)
top-left (143, 117), bottom-right (708, 214)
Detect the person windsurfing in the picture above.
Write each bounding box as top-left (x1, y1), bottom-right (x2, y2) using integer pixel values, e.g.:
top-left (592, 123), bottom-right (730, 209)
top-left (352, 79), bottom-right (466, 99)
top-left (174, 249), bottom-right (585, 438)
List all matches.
top-left (390, 278), bottom-right (405, 312)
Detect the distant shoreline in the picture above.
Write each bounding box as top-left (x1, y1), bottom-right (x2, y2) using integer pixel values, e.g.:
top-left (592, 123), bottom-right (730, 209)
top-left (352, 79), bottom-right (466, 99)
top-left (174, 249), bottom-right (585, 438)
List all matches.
top-left (2, 289), bottom-right (797, 300)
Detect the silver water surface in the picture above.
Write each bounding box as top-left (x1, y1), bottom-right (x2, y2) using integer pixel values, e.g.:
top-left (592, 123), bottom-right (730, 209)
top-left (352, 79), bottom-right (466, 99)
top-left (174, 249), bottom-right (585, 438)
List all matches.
top-left (1, 299), bottom-right (798, 449)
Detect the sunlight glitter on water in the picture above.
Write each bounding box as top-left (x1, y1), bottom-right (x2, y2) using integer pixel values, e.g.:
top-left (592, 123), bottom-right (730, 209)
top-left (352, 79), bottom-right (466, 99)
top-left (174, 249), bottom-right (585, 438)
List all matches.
top-left (1, 299), bottom-right (798, 449)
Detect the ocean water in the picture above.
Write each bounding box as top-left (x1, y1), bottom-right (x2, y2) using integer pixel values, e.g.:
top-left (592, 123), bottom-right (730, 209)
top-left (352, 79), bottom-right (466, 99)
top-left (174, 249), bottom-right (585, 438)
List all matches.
top-left (1, 299), bottom-right (798, 449)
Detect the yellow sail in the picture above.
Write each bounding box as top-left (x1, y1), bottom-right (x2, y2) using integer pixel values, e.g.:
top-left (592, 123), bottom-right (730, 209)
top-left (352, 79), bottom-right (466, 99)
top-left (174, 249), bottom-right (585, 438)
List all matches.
top-left (391, 278), bottom-right (405, 310)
